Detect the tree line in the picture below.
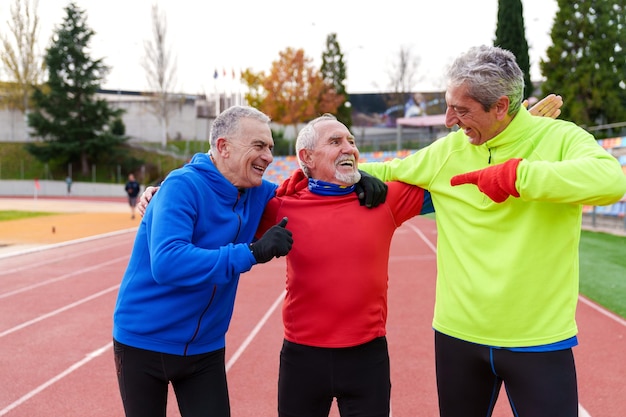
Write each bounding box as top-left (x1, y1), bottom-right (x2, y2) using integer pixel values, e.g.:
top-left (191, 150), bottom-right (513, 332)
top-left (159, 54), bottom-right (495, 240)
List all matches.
top-left (0, 0), bottom-right (624, 181)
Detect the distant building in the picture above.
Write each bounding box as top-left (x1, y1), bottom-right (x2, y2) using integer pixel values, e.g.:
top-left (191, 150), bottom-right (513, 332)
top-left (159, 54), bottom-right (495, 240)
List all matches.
top-left (0, 89), bottom-right (242, 143)
top-left (1, 88), bottom-right (450, 145)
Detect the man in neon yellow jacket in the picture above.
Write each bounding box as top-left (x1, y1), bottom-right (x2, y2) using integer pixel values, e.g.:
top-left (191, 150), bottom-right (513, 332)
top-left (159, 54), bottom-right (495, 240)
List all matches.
top-left (361, 45), bottom-right (626, 417)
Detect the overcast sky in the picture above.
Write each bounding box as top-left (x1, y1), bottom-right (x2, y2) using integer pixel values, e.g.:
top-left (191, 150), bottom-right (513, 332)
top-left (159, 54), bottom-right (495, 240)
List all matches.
top-left (3, 0), bottom-right (559, 95)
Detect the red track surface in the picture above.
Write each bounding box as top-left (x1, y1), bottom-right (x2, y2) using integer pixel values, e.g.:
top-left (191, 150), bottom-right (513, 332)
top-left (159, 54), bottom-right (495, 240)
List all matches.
top-left (1, 217), bottom-right (624, 416)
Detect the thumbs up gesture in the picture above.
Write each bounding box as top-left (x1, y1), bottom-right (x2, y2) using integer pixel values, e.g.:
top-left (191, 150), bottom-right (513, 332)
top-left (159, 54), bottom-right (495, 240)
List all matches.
top-left (250, 217), bottom-right (293, 263)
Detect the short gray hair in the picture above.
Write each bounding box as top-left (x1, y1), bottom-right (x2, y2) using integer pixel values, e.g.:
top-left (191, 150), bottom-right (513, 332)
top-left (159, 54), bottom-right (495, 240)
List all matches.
top-left (209, 106), bottom-right (271, 150)
top-left (447, 45), bottom-right (524, 115)
top-left (295, 114), bottom-right (338, 177)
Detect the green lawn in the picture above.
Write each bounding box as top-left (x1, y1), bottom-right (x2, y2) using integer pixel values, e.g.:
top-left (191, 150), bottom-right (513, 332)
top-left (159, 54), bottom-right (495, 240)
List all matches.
top-left (579, 230), bottom-right (626, 318)
top-left (0, 210), bottom-right (54, 221)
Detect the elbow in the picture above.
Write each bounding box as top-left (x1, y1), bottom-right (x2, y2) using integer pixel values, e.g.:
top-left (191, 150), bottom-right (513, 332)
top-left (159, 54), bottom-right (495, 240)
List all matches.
top-left (150, 257), bottom-right (173, 284)
top-left (149, 245), bottom-right (185, 284)
top-left (598, 181), bottom-right (626, 206)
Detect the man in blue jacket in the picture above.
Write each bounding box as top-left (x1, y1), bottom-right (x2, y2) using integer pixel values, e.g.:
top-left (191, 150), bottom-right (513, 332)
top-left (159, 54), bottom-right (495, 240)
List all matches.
top-left (112, 106), bottom-right (294, 417)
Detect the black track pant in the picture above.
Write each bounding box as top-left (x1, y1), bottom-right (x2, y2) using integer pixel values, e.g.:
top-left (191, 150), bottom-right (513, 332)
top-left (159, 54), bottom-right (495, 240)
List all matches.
top-left (435, 331), bottom-right (578, 417)
top-left (278, 337), bottom-right (391, 417)
top-left (114, 340), bottom-right (230, 417)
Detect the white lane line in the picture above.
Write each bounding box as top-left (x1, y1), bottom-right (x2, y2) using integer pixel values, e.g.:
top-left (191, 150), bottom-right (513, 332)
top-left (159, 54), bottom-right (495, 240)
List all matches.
top-left (578, 295), bottom-right (626, 327)
top-left (0, 287), bottom-right (282, 414)
top-left (405, 220), bottom-right (597, 417)
top-left (1, 289), bottom-right (283, 415)
top-left (226, 289), bottom-right (285, 372)
top-left (0, 342), bottom-right (112, 416)
top-left (579, 404), bottom-right (591, 417)
top-left (0, 240), bottom-right (124, 276)
top-left (0, 256), bottom-right (127, 299)
top-left (1, 228), bottom-right (274, 414)
top-left (0, 284), bottom-right (119, 339)
top-left (0, 228), bottom-right (137, 261)
top-left (404, 222), bottom-right (437, 253)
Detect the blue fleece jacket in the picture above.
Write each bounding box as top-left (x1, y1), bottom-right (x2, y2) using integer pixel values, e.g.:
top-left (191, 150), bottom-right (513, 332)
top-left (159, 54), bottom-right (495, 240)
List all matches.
top-left (113, 153), bottom-right (277, 355)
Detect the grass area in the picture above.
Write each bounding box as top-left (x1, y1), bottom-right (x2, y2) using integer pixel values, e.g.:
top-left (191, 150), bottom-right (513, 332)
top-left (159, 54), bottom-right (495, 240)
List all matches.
top-left (0, 210), bottom-right (55, 221)
top-left (579, 230), bottom-right (626, 318)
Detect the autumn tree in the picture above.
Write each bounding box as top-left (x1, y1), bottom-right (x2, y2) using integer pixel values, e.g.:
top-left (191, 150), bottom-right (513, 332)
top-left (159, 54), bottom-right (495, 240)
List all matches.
top-left (320, 33), bottom-right (351, 129)
top-left (142, 3), bottom-right (178, 148)
top-left (0, 0), bottom-right (45, 114)
top-left (541, 0), bottom-right (626, 134)
top-left (240, 68), bottom-right (265, 110)
top-left (25, 2), bottom-right (127, 177)
top-left (244, 47), bottom-right (343, 154)
top-left (495, 0), bottom-right (532, 99)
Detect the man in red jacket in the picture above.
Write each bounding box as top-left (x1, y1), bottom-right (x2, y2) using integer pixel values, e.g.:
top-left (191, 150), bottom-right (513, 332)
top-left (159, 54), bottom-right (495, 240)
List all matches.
top-left (259, 96), bottom-right (563, 416)
top-left (257, 114), bottom-right (433, 417)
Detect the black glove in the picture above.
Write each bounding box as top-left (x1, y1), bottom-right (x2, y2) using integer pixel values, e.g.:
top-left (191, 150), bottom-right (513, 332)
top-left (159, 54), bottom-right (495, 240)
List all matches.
top-left (355, 170), bottom-right (388, 208)
top-left (250, 217), bottom-right (293, 264)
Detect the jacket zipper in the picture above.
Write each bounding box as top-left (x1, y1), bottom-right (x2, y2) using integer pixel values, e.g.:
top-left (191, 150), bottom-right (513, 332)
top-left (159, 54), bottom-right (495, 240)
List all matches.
top-left (233, 190), bottom-right (242, 239)
top-left (184, 283), bottom-right (217, 355)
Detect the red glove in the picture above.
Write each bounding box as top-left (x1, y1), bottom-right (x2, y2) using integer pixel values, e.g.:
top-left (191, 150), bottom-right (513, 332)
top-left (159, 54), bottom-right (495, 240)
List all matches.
top-left (276, 169), bottom-right (308, 197)
top-left (450, 158), bottom-right (522, 203)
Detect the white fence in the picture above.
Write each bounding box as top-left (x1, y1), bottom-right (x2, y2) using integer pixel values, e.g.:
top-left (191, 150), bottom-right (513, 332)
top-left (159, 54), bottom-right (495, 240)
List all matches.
top-left (0, 179), bottom-right (130, 198)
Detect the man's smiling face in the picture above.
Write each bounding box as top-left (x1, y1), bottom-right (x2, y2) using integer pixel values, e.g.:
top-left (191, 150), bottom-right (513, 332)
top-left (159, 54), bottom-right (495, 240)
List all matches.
top-left (220, 117), bottom-right (274, 188)
top-left (303, 119), bottom-right (361, 186)
top-left (444, 83), bottom-right (508, 146)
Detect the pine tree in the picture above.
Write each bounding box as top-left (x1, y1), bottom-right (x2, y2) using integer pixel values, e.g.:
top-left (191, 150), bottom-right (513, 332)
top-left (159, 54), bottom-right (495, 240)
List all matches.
top-left (541, 0), bottom-right (626, 133)
top-left (494, 0), bottom-right (533, 99)
top-left (25, 1), bottom-right (127, 176)
top-left (320, 33), bottom-right (351, 129)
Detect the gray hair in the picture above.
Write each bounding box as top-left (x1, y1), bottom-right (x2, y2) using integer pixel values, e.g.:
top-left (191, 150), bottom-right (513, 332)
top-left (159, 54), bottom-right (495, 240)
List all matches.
top-left (209, 106), bottom-right (271, 150)
top-left (446, 45), bottom-right (524, 115)
top-left (295, 114), bottom-right (338, 177)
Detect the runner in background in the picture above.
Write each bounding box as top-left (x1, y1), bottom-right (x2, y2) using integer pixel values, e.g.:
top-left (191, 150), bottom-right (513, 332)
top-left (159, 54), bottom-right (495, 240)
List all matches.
top-left (124, 174), bottom-right (140, 219)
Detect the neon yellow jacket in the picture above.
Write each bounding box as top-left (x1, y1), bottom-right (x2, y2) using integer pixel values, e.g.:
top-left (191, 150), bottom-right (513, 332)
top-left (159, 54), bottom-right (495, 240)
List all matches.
top-left (361, 107), bottom-right (626, 347)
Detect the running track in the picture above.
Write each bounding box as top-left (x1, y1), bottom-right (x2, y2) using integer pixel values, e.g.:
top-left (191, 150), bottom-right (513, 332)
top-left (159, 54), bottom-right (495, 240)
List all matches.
top-left (1, 217), bottom-right (625, 416)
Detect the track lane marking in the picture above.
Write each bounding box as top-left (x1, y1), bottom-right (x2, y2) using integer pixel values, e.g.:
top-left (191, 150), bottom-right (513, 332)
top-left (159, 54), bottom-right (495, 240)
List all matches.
top-left (1, 288), bottom-right (283, 415)
top-left (0, 228), bottom-right (136, 261)
top-left (0, 240), bottom-right (124, 277)
top-left (226, 290), bottom-right (285, 372)
top-left (0, 342), bottom-right (113, 416)
top-left (578, 295), bottom-right (626, 327)
top-left (0, 256), bottom-right (127, 300)
top-left (0, 284), bottom-right (119, 338)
